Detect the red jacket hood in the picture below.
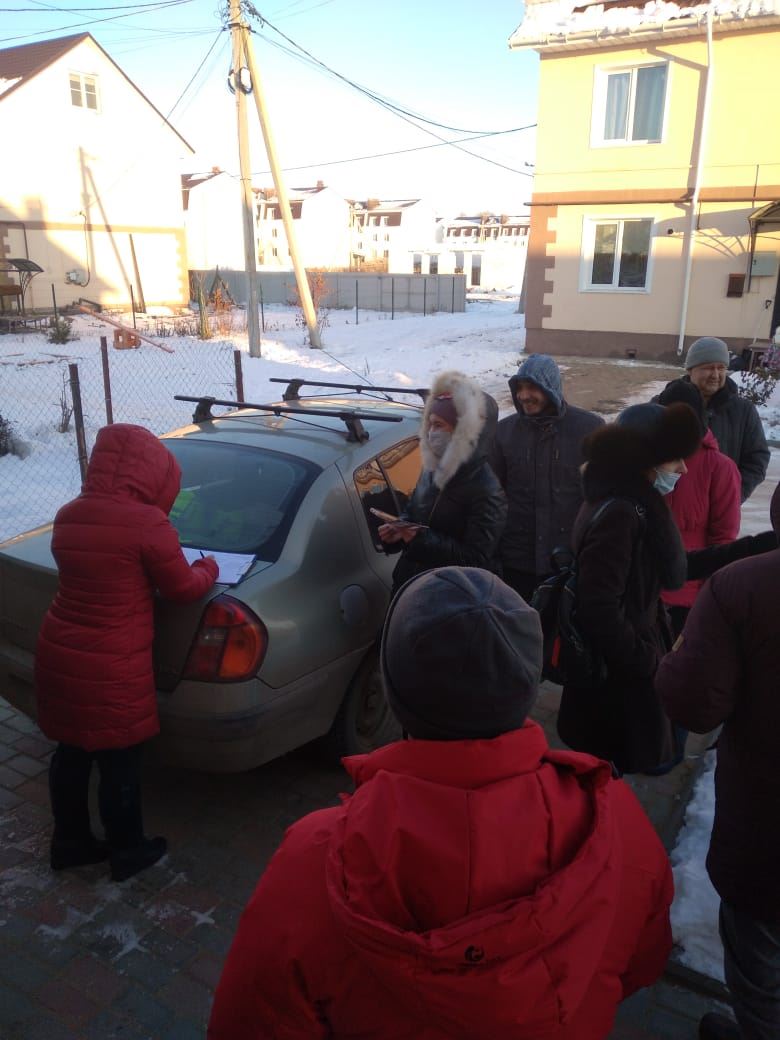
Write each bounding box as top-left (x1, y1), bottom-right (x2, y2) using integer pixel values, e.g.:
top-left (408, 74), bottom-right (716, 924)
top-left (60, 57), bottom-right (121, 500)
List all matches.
top-left (326, 722), bottom-right (623, 1038)
top-left (84, 424), bottom-right (181, 514)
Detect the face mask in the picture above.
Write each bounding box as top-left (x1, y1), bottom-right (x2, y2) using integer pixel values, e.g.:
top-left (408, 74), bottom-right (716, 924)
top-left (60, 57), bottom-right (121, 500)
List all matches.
top-left (653, 468), bottom-right (681, 496)
top-left (427, 429), bottom-right (452, 458)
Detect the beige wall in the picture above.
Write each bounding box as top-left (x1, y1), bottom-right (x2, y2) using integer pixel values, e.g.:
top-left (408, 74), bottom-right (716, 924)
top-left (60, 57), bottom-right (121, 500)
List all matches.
top-left (0, 37), bottom-right (191, 308)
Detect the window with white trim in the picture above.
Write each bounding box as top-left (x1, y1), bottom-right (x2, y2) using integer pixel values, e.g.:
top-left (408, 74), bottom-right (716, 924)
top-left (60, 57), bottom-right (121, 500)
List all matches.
top-left (593, 63), bottom-right (667, 145)
top-left (70, 72), bottom-right (98, 110)
top-left (582, 218), bottom-right (653, 291)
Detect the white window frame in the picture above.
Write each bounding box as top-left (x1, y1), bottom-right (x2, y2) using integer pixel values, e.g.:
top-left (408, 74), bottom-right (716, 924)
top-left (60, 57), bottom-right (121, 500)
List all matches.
top-left (69, 71), bottom-right (99, 111)
top-left (591, 60), bottom-right (669, 148)
top-left (580, 216), bottom-right (655, 293)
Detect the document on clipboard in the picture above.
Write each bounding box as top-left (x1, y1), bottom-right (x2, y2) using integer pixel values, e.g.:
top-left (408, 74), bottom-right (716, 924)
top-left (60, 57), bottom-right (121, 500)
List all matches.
top-left (182, 548), bottom-right (256, 585)
top-left (369, 508), bottom-right (428, 529)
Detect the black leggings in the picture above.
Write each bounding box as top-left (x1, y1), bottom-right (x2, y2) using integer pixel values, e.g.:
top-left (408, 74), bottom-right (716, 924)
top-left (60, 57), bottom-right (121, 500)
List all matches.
top-left (49, 743), bottom-right (145, 851)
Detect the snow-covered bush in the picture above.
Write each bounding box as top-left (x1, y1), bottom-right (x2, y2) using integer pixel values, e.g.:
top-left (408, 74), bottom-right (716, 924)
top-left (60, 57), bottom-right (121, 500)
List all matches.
top-left (738, 367), bottom-right (778, 408)
top-left (48, 316), bottom-right (77, 344)
top-left (0, 414), bottom-right (14, 456)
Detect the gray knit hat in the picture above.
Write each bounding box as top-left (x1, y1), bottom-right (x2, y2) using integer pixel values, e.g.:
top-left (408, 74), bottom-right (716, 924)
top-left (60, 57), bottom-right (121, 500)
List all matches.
top-left (685, 337), bottom-right (729, 370)
top-left (380, 567), bottom-right (542, 741)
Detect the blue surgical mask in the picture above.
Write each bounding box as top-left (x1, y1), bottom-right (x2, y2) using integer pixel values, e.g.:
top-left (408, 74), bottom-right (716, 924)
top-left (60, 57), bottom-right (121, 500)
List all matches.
top-left (427, 429), bottom-right (452, 458)
top-left (653, 468), bottom-right (681, 496)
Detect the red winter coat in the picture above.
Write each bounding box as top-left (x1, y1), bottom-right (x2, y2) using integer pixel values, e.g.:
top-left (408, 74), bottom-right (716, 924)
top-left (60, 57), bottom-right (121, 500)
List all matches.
top-left (661, 429), bottom-right (741, 608)
top-left (35, 424), bottom-right (218, 751)
top-left (208, 722), bottom-right (673, 1040)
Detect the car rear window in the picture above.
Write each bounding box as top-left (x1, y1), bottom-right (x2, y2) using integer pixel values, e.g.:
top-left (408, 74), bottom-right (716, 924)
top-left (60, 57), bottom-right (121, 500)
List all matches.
top-left (165, 440), bottom-right (321, 561)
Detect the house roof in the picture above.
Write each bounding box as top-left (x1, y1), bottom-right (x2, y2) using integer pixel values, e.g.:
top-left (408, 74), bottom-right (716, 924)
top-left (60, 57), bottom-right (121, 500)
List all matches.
top-left (0, 32), bottom-right (193, 151)
top-left (509, 0), bottom-right (780, 51)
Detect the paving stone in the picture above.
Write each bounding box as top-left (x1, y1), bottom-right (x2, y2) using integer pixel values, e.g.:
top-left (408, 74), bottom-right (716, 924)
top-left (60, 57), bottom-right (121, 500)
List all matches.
top-left (161, 1019), bottom-right (207, 1040)
top-left (4, 713), bottom-right (40, 735)
top-left (0, 742), bottom-right (17, 763)
top-left (12, 735), bottom-right (55, 759)
top-left (6, 1012), bottom-right (76, 1040)
top-left (118, 948), bottom-right (179, 992)
top-left (59, 952), bottom-right (129, 1004)
top-left (0, 787), bottom-right (23, 811)
top-left (157, 970), bottom-right (212, 1025)
top-left (6, 754), bottom-right (47, 778)
top-left (0, 949), bottom-right (52, 994)
top-left (80, 1006), bottom-right (157, 1040)
top-left (185, 950), bottom-right (223, 990)
top-left (35, 975), bottom-right (100, 1023)
top-left (114, 983), bottom-right (176, 1033)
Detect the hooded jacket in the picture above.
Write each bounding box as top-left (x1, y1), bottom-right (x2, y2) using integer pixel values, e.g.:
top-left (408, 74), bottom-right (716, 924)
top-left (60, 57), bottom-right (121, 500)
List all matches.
top-left (35, 424), bottom-right (218, 751)
top-left (388, 371), bottom-right (507, 590)
top-left (657, 376), bottom-right (768, 501)
top-left (656, 485), bottom-right (780, 921)
top-left (660, 429), bottom-right (741, 609)
top-left (207, 722), bottom-right (673, 1040)
top-left (491, 355), bottom-right (603, 576)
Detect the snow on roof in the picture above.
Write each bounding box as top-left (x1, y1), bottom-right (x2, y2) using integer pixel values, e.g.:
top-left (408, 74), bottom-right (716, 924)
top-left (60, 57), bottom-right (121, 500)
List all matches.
top-left (509, 0), bottom-right (780, 49)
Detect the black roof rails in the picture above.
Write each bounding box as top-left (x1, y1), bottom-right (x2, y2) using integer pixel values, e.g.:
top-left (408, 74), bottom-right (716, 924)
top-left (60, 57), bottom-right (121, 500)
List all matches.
top-left (173, 395), bottom-right (403, 443)
top-left (269, 378), bottom-right (429, 402)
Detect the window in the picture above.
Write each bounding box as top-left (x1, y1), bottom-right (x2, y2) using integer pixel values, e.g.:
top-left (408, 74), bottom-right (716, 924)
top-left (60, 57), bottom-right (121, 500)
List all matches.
top-left (413, 254), bottom-right (422, 275)
top-left (70, 72), bottom-right (98, 110)
top-left (594, 63), bottom-right (667, 144)
top-left (429, 254), bottom-right (439, 275)
top-left (354, 440), bottom-right (421, 551)
top-left (582, 218), bottom-right (653, 291)
top-left (471, 255), bottom-right (482, 287)
top-left (454, 252), bottom-right (464, 275)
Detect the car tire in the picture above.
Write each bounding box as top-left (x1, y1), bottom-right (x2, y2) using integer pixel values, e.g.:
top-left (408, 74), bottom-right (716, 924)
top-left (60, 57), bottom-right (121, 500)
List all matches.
top-left (325, 649), bottom-right (402, 760)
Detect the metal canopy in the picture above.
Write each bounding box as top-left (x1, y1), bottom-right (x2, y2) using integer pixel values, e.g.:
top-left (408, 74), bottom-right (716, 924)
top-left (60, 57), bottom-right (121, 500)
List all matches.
top-left (747, 202), bottom-right (780, 289)
top-left (0, 258), bottom-right (44, 314)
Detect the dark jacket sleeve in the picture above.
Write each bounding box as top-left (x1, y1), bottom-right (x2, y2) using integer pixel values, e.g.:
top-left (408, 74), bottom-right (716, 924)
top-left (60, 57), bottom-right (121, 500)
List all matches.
top-left (142, 514), bottom-right (219, 602)
top-left (738, 403), bottom-right (769, 502)
top-left (403, 486), bottom-right (507, 570)
top-left (686, 530), bottom-right (777, 581)
top-left (488, 425), bottom-right (508, 487)
top-left (655, 574), bottom-right (740, 732)
top-left (576, 505), bottom-right (658, 678)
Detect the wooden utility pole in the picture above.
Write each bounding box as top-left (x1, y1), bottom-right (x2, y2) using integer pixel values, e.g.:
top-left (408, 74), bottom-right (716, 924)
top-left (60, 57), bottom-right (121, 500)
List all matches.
top-left (228, 0), bottom-right (262, 357)
top-left (241, 24), bottom-right (322, 348)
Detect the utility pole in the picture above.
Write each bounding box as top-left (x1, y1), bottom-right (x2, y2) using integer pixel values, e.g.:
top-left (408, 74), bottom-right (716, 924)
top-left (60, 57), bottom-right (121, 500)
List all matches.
top-left (228, 0), bottom-right (262, 357)
top-left (241, 23), bottom-right (322, 348)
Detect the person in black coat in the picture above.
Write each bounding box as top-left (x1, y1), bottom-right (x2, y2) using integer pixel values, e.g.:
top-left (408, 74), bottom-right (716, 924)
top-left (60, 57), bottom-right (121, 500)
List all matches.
top-left (379, 370), bottom-right (507, 594)
top-left (557, 402), bottom-right (701, 775)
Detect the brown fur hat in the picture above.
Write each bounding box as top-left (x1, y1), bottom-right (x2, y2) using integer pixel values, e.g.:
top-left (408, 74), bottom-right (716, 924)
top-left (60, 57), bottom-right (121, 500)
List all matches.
top-left (584, 402), bottom-right (702, 473)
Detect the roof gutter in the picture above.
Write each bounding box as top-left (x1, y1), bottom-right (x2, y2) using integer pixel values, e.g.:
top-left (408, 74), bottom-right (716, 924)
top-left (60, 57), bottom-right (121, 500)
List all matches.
top-left (676, 3), bottom-right (714, 357)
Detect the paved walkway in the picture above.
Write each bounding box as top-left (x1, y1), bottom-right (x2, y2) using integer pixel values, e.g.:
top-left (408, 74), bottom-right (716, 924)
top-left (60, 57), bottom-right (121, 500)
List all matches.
top-left (0, 686), bottom-right (729, 1039)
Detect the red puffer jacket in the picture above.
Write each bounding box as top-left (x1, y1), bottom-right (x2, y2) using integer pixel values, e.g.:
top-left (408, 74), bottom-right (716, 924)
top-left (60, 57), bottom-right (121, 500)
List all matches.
top-left (662, 429), bottom-right (741, 609)
top-left (208, 722), bottom-right (672, 1040)
top-left (35, 424), bottom-right (218, 751)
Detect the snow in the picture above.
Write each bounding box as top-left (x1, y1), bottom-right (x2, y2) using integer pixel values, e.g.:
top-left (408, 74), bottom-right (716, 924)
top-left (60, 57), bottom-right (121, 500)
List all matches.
top-left (3, 295), bottom-right (779, 981)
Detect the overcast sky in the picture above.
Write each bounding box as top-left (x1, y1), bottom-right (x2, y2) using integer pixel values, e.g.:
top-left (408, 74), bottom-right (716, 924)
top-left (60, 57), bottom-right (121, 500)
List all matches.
top-left (3, 0), bottom-right (540, 214)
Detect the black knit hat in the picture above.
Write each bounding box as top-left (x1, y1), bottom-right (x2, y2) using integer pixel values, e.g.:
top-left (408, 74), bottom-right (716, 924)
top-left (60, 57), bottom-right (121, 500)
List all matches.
top-left (380, 567), bottom-right (542, 741)
top-left (585, 402), bottom-right (702, 473)
top-left (657, 380), bottom-right (707, 435)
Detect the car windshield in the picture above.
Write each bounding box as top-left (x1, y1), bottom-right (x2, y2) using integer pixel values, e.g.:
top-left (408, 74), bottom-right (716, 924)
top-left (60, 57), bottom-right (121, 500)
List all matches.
top-left (165, 439), bottom-right (321, 561)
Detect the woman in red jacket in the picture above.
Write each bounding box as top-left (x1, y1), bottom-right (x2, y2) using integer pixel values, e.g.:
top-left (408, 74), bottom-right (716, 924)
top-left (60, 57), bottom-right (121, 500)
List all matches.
top-left (35, 424), bottom-right (218, 881)
top-left (657, 380), bottom-right (741, 638)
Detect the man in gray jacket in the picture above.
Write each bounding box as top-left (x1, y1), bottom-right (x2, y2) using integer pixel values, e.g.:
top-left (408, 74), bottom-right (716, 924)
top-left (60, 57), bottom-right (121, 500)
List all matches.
top-left (658, 337), bottom-right (769, 502)
top-left (490, 354), bottom-right (603, 602)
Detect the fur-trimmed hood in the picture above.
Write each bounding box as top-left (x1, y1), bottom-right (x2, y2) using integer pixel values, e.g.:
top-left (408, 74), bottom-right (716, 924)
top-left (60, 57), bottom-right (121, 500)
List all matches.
top-left (420, 371), bottom-right (497, 489)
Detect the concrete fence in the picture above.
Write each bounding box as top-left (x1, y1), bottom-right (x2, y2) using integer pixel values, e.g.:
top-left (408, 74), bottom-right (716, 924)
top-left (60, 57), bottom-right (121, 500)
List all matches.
top-left (190, 270), bottom-right (467, 315)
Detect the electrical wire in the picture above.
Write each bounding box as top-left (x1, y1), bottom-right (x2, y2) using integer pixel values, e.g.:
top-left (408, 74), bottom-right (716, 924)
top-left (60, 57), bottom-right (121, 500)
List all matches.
top-left (0, 0), bottom-right (195, 44)
top-left (164, 27), bottom-right (224, 117)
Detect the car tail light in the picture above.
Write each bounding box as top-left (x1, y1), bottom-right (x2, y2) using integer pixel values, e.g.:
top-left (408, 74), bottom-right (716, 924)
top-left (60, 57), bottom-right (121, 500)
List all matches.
top-left (183, 595), bottom-right (268, 682)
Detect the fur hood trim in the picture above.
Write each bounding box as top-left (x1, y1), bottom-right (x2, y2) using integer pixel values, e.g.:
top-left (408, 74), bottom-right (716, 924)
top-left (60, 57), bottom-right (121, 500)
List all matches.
top-left (584, 402), bottom-right (701, 475)
top-left (421, 371), bottom-right (492, 489)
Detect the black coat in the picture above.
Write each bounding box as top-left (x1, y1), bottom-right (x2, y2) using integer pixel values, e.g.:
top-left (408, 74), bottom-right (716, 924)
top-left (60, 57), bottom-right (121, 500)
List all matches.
top-left (390, 458), bottom-right (507, 592)
top-left (557, 466), bottom-right (686, 774)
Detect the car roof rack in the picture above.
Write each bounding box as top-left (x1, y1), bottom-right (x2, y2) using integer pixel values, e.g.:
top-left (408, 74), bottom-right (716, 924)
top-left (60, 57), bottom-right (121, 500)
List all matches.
top-left (269, 378), bottom-right (429, 403)
top-left (173, 395), bottom-right (403, 443)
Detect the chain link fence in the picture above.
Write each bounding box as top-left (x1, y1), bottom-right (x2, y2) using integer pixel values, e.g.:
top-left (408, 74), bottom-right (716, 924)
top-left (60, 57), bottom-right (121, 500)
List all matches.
top-left (1, 325), bottom-right (241, 543)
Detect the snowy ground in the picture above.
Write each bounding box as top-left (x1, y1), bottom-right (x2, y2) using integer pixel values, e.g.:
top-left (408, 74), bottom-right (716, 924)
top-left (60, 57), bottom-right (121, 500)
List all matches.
top-left (2, 295), bottom-right (779, 981)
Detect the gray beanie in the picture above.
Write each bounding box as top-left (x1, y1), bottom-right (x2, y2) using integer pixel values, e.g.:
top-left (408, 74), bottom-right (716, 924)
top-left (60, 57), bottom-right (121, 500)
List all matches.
top-left (380, 567), bottom-right (542, 741)
top-left (685, 337), bottom-right (729, 370)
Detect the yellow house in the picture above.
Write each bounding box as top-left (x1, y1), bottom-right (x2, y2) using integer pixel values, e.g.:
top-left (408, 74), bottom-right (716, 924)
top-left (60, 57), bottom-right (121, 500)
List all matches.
top-left (510, 0), bottom-right (780, 361)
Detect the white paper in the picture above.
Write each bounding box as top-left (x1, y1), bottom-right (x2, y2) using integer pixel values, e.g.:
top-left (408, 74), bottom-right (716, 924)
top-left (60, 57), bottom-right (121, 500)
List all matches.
top-left (181, 547), bottom-right (256, 585)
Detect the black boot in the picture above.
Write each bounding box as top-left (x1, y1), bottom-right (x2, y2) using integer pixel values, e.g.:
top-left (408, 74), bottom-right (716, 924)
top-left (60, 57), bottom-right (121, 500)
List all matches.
top-left (51, 836), bottom-right (110, 871)
top-left (699, 1012), bottom-right (741, 1040)
top-left (110, 836), bottom-right (167, 882)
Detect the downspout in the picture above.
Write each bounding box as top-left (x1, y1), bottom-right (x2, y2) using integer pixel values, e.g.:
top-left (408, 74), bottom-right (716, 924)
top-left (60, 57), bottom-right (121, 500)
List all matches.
top-left (677, 4), bottom-right (714, 356)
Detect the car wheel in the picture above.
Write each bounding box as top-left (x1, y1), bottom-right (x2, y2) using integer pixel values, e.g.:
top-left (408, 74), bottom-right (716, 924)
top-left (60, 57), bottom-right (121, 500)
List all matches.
top-left (326, 649), bottom-right (402, 760)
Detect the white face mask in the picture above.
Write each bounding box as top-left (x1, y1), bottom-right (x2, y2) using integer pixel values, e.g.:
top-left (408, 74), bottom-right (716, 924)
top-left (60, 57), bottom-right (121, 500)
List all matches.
top-left (653, 468), bottom-right (682, 495)
top-left (427, 428), bottom-right (452, 458)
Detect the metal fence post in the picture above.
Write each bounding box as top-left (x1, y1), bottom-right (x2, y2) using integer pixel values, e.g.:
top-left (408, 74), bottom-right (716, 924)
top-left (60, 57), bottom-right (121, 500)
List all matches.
top-left (355, 279), bottom-right (359, 325)
top-left (51, 284), bottom-right (58, 322)
top-left (130, 286), bottom-right (137, 329)
top-left (99, 336), bottom-right (114, 425)
top-left (391, 278), bottom-right (395, 320)
top-left (234, 349), bottom-right (245, 402)
top-left (451, 277), bottom-right (455, 313)
top-left (423, 279), bottom-right (427, 317)
top-left (69, 363), bottom-right (89, 483)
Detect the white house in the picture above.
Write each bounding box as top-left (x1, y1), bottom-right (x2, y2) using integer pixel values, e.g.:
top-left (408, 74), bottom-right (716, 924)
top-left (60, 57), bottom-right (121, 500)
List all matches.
top-left (182, 169), bottom-right (247, 273)
top-left (435, 213), bottom-right (529, 289)
top-left (350, 198), bottom-right (439, 274)
top-left (0, 33), bottom-right (193, 311)
top-left (256, 183), bottom-right (352, 270)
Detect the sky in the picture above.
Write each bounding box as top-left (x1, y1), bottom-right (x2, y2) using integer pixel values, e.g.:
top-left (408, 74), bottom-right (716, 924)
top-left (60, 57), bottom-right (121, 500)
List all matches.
top-left (2, 0), bottom-right (540, 215)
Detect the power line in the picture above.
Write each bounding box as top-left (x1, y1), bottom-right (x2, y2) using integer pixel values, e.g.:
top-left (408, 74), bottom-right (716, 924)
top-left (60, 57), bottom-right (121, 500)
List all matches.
top-left (0, 0), bottom-right (194, 44)
top-left (165, 28), bottom-right (225, 117)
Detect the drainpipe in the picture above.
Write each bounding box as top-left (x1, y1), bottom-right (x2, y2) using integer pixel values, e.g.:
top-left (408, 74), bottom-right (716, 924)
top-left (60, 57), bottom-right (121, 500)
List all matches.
top-left (677, 4), bottom-right (714, 356)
